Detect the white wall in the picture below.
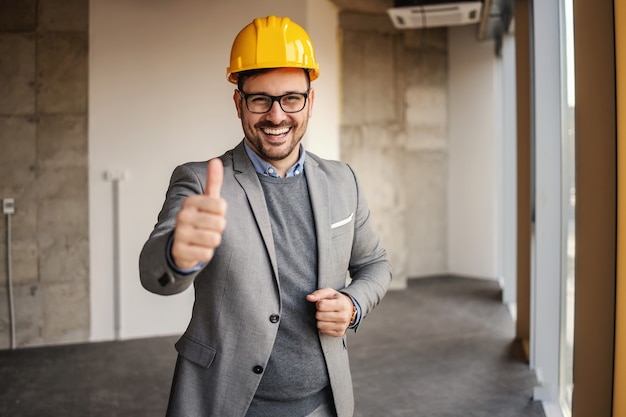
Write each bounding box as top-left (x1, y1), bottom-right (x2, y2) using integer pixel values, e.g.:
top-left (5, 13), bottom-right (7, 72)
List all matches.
top-left (447, 25), bottom-right (501, 279)
top-left (89, 0), bottom-right (340, 341)
top-left (305, 1), bottom-right (340, 159)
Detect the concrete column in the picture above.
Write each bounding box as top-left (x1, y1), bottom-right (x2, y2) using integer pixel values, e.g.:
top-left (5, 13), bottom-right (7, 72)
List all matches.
top-left (0, 0), bottom-right (89, 348)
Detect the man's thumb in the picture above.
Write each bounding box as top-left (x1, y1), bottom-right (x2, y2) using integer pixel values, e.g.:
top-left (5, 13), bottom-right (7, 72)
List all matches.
top-left (306, 288), bottom-right (336, 302)
top-left (205, 158), bottom-right (224, 197)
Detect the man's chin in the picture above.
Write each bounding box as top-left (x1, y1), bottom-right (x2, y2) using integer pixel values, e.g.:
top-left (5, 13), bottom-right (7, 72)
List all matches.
top-left (260, 142), bottom-right (294, 160)
top-left (262, 151), bottom-right (291, 162)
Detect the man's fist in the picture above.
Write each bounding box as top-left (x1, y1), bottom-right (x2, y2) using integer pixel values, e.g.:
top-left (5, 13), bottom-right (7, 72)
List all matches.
top-left (306, 288), bottom-right (355, 337)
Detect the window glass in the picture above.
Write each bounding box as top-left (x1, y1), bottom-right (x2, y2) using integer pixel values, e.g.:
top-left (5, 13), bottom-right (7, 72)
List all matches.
top-left (559, 0), bottom-right (576, 414)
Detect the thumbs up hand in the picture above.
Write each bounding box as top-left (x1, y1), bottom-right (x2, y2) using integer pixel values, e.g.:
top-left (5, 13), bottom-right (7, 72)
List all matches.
top-left (171, 158), bottom-right (227, 270)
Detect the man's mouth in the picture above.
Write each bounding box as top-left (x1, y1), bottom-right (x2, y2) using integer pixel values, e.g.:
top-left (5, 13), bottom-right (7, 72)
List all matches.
top-left (261, 126), bottom-right (291, 136)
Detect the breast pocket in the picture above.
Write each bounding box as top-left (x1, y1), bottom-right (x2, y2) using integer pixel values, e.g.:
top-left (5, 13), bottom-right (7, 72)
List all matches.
top-left (331, 212), bottom-right (354, 236)
top-left (329, 213), bottom-right (354, 276)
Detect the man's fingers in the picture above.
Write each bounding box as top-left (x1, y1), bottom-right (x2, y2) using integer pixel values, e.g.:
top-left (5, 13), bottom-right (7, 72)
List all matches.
top-left (205, 158), bottom-right (224, 198)
top-left (306, 288), bottom-right (354, 337)
top-left (171, 244), bottom-right (214, 270)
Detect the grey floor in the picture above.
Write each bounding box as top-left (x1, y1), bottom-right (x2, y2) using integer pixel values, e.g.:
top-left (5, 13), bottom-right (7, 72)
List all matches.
top-left (0, 276), bottom-right (545, 417)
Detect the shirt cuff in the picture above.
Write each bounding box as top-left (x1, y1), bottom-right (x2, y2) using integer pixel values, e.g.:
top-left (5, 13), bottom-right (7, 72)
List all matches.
top-left (166, 234), bottom-right (206, 275)
top-left (345, 294), bottom-right (362, 329)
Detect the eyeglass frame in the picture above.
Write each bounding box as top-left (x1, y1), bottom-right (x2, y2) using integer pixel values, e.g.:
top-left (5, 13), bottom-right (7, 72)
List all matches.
top-left (237, 90), bottom-right (310, 114)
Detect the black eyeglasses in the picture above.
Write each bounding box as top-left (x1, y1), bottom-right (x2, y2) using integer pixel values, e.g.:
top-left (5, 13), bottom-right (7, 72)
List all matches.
top-left (238, 90), bottom-right (309, 114)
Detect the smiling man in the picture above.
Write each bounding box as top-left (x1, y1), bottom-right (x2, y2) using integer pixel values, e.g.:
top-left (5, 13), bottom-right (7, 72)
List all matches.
top-left (139, 16), bottom-right (392, 417)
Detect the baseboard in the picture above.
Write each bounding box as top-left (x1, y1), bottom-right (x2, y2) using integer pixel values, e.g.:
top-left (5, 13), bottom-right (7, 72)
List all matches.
top-left (541, 400), bottom-right (566, 417)
top-left (507, 301), bottom-right (517, 321)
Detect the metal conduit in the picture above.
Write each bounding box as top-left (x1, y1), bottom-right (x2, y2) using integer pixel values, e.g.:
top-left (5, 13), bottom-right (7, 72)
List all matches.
top-left (4, 198), bottom-right (16, 350)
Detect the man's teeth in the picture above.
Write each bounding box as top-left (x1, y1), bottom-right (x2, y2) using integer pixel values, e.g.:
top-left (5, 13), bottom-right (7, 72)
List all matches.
top-left (262, 127), bottom-right (290, 135)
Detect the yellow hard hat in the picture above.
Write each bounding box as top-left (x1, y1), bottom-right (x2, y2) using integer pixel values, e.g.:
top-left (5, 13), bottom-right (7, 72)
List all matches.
top-left (226, 16), bottom-right (320, 84)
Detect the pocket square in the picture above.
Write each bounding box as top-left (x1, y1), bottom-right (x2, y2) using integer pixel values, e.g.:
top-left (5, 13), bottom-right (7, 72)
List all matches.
top-left (331, 213), bottom-right (354, 229)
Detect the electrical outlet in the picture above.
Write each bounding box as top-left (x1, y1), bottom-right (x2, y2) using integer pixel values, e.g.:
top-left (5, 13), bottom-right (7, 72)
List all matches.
top-left (3, 198), bottom-right (15, 214)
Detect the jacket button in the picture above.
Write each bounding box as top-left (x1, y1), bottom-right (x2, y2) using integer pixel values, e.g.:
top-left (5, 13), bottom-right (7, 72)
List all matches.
top-left (253, 365), bottom-right (263, 374)
top-left (269, 314), bottom-right (279, 323)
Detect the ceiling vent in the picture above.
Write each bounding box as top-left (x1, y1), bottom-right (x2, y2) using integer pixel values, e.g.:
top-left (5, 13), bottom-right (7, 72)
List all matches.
top-left (387, 0), bottom-right (484, 29)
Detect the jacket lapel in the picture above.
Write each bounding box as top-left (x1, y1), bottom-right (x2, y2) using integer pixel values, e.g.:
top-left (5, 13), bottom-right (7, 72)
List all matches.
top-left (304, 155), bottom-right (332, 290)
top-left (231, 142), bottom-right (280, 281)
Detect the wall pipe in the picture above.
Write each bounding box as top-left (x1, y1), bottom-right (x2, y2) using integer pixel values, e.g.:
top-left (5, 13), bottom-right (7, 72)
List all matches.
top-left (104, 171), bottom-right (125, 340)
top-left (4, 202), bottom-right (16, 350)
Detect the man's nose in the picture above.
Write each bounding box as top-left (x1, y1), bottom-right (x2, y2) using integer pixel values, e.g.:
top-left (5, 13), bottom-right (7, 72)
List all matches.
top-left (265, 100), bottom-right (287, 123)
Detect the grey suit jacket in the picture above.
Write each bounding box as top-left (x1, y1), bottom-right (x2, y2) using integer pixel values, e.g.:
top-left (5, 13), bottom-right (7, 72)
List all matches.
top-left (139, 141), bottom-right (392, 417)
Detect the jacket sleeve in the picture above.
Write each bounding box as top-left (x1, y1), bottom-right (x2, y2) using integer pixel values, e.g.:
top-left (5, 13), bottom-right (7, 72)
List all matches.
top-left (138, 163), bottom-right (206, 295)
top-left (340, 166), bottom-right (392, 321)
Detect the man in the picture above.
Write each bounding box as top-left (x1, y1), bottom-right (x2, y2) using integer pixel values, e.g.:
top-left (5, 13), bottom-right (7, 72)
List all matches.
top-left (139, 15), bottom-right (392, 417)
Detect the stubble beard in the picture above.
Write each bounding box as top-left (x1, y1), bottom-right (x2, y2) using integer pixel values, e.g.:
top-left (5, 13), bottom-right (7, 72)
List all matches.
top-left (244, 118), bottom-right (309, 163)
top-left (250, 133), bottom-right (299, 162)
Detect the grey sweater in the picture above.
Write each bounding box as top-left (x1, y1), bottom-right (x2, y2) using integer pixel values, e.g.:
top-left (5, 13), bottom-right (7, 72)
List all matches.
top-left (246, 172), bottom-right (332, 417)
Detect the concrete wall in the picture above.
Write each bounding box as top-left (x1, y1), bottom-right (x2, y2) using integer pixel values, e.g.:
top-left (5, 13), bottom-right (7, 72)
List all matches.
top-left (338, 12), bottom-right (449, 289)
top-left (338, 14), bottom-right (503, 287)
top-left (0, 0), bottom-right (89, 348)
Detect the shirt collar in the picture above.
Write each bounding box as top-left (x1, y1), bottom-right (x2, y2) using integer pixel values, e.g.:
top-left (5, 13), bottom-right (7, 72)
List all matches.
top-left (243, 141), bottom-right (306, 178)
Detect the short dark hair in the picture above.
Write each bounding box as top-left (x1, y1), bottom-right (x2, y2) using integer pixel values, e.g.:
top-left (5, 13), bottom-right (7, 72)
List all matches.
top-left (237, 68), bottom-right (311, 91)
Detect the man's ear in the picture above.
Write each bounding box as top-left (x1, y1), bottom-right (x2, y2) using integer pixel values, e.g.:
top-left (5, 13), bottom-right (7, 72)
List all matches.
top-left (233, 90), bottom-right (243, 119)
top-left (308, 88), bottom-right (315, 118)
